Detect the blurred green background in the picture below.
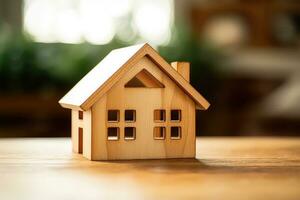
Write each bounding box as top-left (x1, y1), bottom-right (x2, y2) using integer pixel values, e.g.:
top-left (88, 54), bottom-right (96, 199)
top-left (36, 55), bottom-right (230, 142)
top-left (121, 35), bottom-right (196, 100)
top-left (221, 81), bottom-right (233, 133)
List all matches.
top-left (0, 0), bottom-right (299, 137)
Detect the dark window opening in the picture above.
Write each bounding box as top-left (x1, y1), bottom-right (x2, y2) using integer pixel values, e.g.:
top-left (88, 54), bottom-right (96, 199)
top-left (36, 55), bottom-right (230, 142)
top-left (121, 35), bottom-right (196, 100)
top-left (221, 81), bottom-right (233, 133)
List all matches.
top-left (125, 110), bottom-right (136, 122)
top-left (124, 127), bottom-right (136, 140)
top-left (171, 110), bottom-right (181, 121)
top-left (171, 126), bottom-right (181, 139)
top-left (107, 127), bottom-right (119, 140)
top-left (125, 69), bottom-right (164, 88)
top-left (154, 109), bottom-right (166, 122)
top-left (107, 110), bottom-right (119, 122)
top-left (78, 111), bottom-right (83, 120)
top-left (153, 127), bottom-right (165, 139)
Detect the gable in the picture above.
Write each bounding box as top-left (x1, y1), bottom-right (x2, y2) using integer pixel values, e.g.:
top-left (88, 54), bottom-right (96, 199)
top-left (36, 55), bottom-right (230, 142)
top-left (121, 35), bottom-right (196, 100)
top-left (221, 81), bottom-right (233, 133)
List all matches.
top-left (59, 43), bottom-right (210, 111)
top-left (100, 55), bottom-right (193, 110)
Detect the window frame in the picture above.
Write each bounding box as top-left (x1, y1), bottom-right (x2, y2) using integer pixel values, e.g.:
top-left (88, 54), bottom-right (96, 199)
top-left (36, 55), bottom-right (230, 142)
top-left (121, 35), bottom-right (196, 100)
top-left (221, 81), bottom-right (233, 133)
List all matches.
top-left (153, 109), bottom-right (166, 122)
top-left (125, 110), bottom-right (136, 122)
top-left (170, 109), bottom-right (181, 122)
top-left (107, 127), bottom-right (120, 141)
top-left (124, 127), bottom-right (136, 140)
top-left (170, 126), bottom-right (182, 140)
top-left (107, 110), bottom-right (120, 123)
top-left (153, 126), bottom-right (166, 140)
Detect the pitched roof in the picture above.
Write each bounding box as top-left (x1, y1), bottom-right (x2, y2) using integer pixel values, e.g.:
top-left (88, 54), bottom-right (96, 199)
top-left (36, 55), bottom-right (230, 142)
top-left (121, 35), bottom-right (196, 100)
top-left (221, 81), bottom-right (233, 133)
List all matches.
top-left (59, 43), bottom-right (210, 110)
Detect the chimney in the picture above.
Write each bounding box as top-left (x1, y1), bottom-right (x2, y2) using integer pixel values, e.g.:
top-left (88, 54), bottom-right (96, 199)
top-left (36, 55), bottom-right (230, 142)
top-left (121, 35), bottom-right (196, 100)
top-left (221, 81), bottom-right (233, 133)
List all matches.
top-left (171, 62), bottom-right (190, 82)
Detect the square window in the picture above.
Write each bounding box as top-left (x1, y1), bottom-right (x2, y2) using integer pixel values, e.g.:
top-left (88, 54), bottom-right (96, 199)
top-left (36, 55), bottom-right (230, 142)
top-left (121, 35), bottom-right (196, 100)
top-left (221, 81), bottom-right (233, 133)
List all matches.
top-left (78, 111), bottom-right (83, 120)
top-left (171, 110), bottom-right (181, 121)
top-left (124, 127), bottom-right (136, 140)
top-left (154, 109), bottom-right (166, 122)
top-left (107, 127), bottom-right (119, 140)
top-left (107, 110), bottom-right (119, 122)
top-left (125, 110), bottom-right (136, 122)
top-left (153, 127), bottom-right (165, 140)
top-left (171, 126), bottom-right (181, 139)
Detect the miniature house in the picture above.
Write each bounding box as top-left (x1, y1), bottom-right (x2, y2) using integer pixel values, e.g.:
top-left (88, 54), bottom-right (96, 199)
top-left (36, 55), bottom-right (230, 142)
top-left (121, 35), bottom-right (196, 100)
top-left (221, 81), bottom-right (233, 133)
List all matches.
top-left (59, 43), bottom-right (210, 160)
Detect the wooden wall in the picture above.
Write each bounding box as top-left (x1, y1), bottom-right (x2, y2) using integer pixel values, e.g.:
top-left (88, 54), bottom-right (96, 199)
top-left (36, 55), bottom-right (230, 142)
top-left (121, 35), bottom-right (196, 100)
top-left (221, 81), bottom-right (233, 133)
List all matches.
top-left (91, 56), bottom-right (196, 160)
top-left (71, 109), bottom-right (92, 159)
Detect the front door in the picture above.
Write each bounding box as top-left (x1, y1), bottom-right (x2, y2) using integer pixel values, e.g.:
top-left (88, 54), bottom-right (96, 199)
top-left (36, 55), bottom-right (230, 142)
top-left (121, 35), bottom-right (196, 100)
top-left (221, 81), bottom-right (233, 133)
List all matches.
top-left (78, 127), bottom-right (83, 154)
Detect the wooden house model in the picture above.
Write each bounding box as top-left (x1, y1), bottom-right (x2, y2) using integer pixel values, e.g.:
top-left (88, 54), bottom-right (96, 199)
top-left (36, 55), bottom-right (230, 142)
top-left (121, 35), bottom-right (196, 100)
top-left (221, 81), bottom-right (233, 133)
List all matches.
top-left (59, 43), bottom-right (210, 160)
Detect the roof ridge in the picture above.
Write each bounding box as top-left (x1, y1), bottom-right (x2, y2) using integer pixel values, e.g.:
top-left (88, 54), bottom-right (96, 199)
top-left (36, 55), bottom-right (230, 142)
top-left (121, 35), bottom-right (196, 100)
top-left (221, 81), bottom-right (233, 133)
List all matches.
top-left (59, 43), bottom-right (210, 111)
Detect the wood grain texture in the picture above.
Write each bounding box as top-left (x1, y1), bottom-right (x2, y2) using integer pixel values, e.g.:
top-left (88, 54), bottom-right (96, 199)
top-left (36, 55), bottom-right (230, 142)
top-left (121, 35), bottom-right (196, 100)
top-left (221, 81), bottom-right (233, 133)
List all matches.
top-left (71, 109), bottom-right (91, 159)
top-left (132, 69), bottom-right (165, 88)
top-left (0, 137), bottom-right (299, 200)
top-left (91, 56), bottom-right (195, 160)
top-left (171, 62), bottom-right (190, 82)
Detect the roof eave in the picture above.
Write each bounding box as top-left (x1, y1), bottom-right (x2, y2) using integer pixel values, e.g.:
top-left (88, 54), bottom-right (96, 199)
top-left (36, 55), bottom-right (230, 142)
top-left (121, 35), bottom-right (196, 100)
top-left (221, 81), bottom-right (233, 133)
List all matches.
top-left (196, 102), bottom-right (210, 110)
top-left (59, 43), bottom-right (211, 111)
top-left (59, 101), bottom-right (84, 111)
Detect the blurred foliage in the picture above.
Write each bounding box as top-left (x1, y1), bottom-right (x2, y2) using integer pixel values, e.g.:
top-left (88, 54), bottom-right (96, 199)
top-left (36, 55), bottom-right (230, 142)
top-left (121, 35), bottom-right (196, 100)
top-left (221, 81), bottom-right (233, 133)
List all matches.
top-left (0, 27), bottom-right (128, 93)
top-left (0, 29), bottom-right (50, 92)
top-left (0, 23), bottom-right (225, 96)
top-left (159, 24), bottom-right (226, 100)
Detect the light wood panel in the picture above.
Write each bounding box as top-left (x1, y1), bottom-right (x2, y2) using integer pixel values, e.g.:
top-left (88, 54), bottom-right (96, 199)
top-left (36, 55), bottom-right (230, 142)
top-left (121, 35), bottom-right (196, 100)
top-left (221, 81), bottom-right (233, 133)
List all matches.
top-left (71, 109), bottom-right (92, 159)
top-left (132, 69), bottom-right (164, 88)
top-left (0, 137), bottom-right (299, 200)
top-left (61, 43), bottom-right (209, 160)
top-left (91, 56), bottom-right (195, 160)
top-left (171, 62), bottom-right (190, 82)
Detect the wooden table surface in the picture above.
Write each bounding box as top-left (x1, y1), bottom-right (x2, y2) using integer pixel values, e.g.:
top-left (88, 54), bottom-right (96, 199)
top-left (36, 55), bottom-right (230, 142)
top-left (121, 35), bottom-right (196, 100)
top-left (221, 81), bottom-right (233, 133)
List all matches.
top-left (0, 137), bottom-right (299, 200)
